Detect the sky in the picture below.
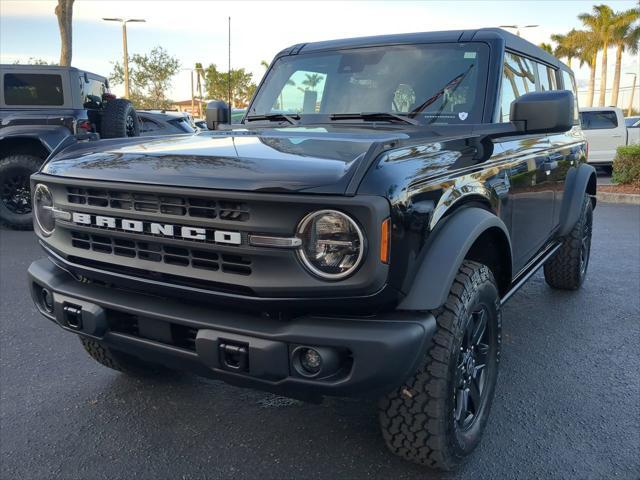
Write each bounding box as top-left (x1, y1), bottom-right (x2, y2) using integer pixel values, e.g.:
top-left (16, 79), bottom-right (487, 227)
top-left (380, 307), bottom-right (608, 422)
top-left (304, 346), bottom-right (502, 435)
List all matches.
top-left (1, 0), bottom-right (638, 108)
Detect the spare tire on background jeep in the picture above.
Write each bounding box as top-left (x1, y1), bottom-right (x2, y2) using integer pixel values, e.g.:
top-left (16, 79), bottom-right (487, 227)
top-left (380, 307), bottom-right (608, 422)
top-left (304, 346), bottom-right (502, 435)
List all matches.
top-left (100, 99), bottom-right (140, 139)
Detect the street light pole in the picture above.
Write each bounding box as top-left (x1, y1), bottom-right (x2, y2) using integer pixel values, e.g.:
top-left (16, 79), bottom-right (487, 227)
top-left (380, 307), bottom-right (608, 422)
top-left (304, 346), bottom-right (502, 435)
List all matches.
top-left (122, 22), bottom-right (130, 98)
top-left (626, 73), bottom-right (637, 117)
top-left (103, 18), bottom-right (146, 99)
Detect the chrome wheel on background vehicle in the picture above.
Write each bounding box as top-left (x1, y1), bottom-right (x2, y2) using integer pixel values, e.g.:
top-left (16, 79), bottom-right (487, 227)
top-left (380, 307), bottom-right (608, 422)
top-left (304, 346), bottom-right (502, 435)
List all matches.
top-left (125, 112), bottom-right (136, 137)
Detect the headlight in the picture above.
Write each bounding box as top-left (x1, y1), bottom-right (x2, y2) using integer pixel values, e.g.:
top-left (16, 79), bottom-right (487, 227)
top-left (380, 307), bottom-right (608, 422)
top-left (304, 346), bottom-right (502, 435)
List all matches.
top-left (33, 184), bottom-right (55, 235)
top-left (297, 210), bottom-right (364, 280)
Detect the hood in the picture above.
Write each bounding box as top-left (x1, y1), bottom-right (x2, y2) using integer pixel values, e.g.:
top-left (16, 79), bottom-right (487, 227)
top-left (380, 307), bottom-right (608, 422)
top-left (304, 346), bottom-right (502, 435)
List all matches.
top-left (43, 128), bottom-right (408, 194)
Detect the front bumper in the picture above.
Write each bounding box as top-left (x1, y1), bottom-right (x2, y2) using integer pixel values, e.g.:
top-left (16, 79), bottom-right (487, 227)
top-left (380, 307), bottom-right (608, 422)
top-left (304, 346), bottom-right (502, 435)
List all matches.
top-left (29, 258), bottom-right (436, 399)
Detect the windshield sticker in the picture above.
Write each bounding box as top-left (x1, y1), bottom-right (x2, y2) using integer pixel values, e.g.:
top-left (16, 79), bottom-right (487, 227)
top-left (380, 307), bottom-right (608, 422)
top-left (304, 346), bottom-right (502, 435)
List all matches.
top-left (464, 52), bottom-right (477, 59)
top-left (458, 112), bottom-right (468, 121)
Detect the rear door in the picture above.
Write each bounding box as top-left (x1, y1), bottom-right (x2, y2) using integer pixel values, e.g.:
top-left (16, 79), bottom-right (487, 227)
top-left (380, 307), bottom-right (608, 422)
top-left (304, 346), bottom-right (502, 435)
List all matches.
top-left (580, 109), bottom-right (626, 163)
top-left (497, 52), bottom-right (555, 272)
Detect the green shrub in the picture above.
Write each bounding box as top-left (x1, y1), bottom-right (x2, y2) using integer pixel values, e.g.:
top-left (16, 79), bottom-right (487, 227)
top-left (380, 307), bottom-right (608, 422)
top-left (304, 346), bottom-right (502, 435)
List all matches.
top-left (612, 144), bottom-right (640, 185)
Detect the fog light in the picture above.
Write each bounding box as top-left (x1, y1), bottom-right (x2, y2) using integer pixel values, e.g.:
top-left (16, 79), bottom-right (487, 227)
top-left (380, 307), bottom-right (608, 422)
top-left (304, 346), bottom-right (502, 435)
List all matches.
top-left (300, 348), bottom-right (322, 375)
top-left (41, 288), bottom-right (54, 313)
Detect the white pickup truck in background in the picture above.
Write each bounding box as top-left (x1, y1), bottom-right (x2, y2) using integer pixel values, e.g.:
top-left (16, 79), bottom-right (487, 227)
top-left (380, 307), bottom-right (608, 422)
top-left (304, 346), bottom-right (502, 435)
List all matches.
top-left (579, 107), bottom-right (640, 167)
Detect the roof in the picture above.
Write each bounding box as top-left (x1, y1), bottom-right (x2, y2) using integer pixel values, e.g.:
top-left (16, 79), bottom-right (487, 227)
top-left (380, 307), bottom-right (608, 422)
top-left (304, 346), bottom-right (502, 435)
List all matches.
top-left (280, 28), bottom-right (566, 70)
top-left (0, 64), bottom-right (108, 80)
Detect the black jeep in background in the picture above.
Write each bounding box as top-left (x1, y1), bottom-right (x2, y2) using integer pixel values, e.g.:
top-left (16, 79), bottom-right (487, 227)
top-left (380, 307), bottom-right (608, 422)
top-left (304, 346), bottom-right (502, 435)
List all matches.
top-left (28, 29), bottom-right (596, 470)
top-left (0, 65), bottom-right (140, 228)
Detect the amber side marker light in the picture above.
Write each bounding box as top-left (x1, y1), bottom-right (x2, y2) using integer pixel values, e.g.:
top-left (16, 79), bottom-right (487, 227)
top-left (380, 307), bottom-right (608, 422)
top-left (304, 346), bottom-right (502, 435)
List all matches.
top-left (380, 218), bottom-right (391, 264)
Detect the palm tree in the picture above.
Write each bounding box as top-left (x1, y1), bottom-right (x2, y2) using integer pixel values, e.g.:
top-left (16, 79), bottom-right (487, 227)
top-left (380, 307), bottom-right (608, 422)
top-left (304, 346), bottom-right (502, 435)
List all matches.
top-left (572, 29), bottom-right (601, 107)
top-left (551, 31), bottom-right (580, 69)
top-left (302, 73), bottom-right (323, 91)
top-left (539, 42), bottom-right (553, 54)
top-left (579, 4), bottom-right (619, 107)
top-left (610, 9), bottom-right (640, 106)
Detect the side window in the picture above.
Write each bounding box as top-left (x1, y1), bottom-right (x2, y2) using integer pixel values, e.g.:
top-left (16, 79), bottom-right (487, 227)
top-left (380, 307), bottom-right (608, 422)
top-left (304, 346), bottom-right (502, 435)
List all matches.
top-left (272, 70), bottom-right (327, 113)
top-left (3, 73), bottom-right (64, 106)
top-left (139, 117), bottom-right (163, 133)
top-left (579, 111), bottom-right (618, 130)
top-left (536, 63), bottom-right (557, 91)
top-left (499, 52), bottom-right (536, 122)
top-left (561, 70), bottom-right (580, 124)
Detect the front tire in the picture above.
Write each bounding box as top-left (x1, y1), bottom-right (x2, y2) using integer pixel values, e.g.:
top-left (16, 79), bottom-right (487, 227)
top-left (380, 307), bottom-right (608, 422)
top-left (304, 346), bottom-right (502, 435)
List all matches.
top-left (544, 195), bottom-right (593, 290)
top-left (379, 261), bottom-right (501, 470)
top-left (0, 154), bottom-right (42, 229)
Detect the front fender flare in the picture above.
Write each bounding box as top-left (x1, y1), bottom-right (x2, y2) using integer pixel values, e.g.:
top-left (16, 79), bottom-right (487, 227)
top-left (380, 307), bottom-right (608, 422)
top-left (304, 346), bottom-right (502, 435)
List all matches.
top-left (398, 207), bottom-right (512, 311)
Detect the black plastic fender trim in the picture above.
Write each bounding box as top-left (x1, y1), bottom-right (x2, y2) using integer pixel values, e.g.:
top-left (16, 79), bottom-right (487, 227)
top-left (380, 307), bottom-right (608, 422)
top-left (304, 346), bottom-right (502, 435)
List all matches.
top-left (558, 163), bottom-right (597, 237)
top-left (398, 207), bottom-right (512, 311)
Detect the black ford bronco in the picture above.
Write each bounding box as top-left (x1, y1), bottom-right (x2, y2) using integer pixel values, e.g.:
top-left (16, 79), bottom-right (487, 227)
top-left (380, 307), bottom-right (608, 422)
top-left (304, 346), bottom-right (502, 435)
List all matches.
top-left (0, 64), bottom-right (139, 229)
top-left (28, 29), bottom-right (596, 470)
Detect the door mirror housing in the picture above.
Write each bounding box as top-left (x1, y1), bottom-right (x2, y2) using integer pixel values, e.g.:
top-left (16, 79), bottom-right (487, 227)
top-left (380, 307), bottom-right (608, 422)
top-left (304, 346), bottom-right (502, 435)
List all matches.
top-left (510, 90), bottom-right (574, 134)
top-left (206, 100), bottom-right (230, 130)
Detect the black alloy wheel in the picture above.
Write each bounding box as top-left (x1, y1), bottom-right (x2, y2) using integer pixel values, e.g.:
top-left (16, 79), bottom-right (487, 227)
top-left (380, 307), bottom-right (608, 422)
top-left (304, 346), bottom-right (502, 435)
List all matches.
top-left (454, 306), bottom-right (491, 432)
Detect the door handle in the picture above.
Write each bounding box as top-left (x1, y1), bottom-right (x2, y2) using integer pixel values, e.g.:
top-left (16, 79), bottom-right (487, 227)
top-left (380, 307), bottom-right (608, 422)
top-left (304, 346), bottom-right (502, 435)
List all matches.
top-left (612, 134), bottom-right (623, 138)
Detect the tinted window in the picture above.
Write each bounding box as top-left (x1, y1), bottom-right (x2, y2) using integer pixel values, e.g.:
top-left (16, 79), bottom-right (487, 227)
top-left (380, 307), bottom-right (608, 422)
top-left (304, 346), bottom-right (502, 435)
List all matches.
top-left (169, 118), bottom-right (196, 133)
top-left (251, 43), bottom-right (489, 124)
top-left (580, 111), bottom-right (618, 130)
top-left (499, 53), bottom-right (536, 122)
top-left (4, 73), bottom-right (64, 105)
top-left (625, 116), bottom-right (639, 127)
top-left (536, 63), bottom-right (557, 91)
top-left (561, 70), bottom-right (580, 124)
top-left (80, 76), bottom-right (106, 109)
top-left (139, 117), bottom-right (163, 133)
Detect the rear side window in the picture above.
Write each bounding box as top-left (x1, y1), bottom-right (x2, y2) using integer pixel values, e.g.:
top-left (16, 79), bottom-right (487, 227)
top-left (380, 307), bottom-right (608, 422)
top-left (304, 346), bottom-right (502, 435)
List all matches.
top-left (3, 73), bottom-right (64, 106)
top-left (579, 111), bottom-right (618, 130)
top-left (561, 70), bottom-right (580, 124)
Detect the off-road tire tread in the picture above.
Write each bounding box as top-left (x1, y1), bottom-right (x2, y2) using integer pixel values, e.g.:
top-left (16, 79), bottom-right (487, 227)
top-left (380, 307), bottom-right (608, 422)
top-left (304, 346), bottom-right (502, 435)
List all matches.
top-left (100, 99), bottom-right (139, 139)
top-left (0, 155), bottom-right (43, 229)
top-left (378, 261), bottom-right (499, 471)
top-left (543, 196), bottom-right (592, 290)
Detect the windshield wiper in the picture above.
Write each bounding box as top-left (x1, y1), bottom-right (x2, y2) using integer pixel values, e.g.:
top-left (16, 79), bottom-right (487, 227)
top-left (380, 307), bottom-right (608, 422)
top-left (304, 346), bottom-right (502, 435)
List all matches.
top-left (330, 112), bottom-right (421, 125)
top-left (245, 113), bottom-right (300, 125)
top-left (408, 64), bottom-right (475, 120)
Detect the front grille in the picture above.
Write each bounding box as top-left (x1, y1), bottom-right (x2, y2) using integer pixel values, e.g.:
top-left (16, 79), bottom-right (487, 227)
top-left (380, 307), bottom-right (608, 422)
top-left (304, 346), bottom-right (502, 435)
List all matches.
top-left (66, 187), bottom-right (249, 222)
top-left (70, 230), bottom-right (251, 276)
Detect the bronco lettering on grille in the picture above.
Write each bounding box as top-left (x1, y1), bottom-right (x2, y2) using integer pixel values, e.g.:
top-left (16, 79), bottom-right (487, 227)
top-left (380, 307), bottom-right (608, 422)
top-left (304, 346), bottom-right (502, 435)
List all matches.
top-left (71, 212), bottom-right (241, 245)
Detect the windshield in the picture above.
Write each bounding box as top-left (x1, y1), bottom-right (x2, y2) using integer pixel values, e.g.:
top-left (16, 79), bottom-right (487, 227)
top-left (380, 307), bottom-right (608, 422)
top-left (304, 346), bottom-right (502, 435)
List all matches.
top-left (250, 43), bottom-right (489, 125)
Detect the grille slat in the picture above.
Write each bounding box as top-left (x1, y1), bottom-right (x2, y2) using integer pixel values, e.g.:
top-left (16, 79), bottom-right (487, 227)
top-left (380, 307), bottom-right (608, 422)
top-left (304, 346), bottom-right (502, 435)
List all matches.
top-left (66, 187), bottom-right (249, 222)
top-left (70, 231), bottom-right (252, 276)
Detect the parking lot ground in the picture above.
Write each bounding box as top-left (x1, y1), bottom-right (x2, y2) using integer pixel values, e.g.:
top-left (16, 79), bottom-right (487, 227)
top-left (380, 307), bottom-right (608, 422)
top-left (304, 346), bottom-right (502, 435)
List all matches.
top-left (1, 203), bottom-right (639, 480)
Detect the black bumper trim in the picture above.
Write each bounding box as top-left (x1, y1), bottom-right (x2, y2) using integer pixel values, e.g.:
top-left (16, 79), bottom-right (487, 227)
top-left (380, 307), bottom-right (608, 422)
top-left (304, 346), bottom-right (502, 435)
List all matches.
top-left (29, 258), bottom-right (436, 399)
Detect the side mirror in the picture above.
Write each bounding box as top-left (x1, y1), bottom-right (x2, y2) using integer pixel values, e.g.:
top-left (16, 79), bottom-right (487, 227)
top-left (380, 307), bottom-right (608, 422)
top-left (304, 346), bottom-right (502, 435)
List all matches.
top-left (206, 100), bottom-right (230, 130)
top-left (510, 90), bottom-right (573, 134)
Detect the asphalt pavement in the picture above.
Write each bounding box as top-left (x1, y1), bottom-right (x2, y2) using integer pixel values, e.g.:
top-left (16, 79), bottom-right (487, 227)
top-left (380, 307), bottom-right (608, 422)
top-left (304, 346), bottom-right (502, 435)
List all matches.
top-left (1, 203), bottom-right (639, 480)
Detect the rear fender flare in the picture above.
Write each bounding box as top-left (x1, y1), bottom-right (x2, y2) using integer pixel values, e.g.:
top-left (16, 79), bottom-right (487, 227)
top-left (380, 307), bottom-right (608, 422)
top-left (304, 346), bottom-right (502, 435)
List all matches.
top-left (558, 163), bottom-right (597, 237)
top-left (398, 207), bottom-right (512, 311)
